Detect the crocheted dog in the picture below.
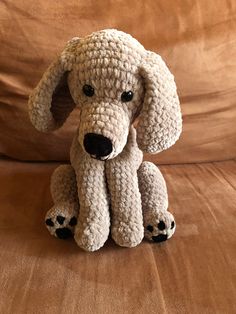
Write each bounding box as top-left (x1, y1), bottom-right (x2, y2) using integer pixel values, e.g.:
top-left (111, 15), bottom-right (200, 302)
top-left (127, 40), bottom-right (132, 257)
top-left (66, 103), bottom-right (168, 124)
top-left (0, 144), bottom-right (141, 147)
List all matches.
top-left (29, 29), bottom-right (182, 252)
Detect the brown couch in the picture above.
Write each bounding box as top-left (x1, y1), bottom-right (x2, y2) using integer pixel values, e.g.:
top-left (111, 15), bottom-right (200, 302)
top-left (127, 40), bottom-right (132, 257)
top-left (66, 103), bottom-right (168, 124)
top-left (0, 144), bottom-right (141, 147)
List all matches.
top-left (0, 1), bottom-right (235, 313)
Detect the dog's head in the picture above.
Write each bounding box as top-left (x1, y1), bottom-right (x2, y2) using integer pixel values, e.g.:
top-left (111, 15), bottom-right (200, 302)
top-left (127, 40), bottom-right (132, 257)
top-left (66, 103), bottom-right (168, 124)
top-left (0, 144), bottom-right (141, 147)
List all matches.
top-left (29, 29), bottom-right (182, 160)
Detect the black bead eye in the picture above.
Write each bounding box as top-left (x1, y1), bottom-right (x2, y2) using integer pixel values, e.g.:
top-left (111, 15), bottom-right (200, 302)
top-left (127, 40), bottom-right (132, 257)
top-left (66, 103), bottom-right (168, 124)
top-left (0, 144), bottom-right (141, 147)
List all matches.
top-left (82, 84), bottom-right (94, 97)
top-left (121, 91), bottom-right (133, 102)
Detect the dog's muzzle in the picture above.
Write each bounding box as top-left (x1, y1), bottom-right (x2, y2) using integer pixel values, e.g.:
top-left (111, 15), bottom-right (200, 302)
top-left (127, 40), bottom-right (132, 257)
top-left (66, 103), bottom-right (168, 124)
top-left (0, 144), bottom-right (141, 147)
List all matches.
top-left (83, 133), bottom-right (113, 159)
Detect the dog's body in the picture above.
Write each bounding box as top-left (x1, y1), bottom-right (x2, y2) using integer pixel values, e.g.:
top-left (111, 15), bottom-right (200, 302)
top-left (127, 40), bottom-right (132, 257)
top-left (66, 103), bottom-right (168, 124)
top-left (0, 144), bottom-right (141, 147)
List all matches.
top-left (29, 29), bottom-right (182, 251)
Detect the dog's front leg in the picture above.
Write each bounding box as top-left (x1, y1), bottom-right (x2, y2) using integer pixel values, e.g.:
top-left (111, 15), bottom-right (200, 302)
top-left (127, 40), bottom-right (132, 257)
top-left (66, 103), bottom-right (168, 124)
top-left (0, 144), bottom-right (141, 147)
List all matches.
top-left (106, 158), bottom-right (144, 248)
top-left (138, 161), bottom-right (176, 243)
top-left (71, 142), bottom-right (110, 252)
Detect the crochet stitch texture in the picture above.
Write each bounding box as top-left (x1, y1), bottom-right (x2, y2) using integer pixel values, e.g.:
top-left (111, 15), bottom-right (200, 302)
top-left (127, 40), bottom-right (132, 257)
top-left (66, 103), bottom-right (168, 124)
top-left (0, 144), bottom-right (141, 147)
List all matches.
top-left (28, 29), bottom-right (182, 251)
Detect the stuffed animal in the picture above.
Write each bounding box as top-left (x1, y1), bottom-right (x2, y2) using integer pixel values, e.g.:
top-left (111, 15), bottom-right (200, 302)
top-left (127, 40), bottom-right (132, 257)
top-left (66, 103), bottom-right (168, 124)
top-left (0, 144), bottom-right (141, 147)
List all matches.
top-left (28, 29), bottom-right (182, 252)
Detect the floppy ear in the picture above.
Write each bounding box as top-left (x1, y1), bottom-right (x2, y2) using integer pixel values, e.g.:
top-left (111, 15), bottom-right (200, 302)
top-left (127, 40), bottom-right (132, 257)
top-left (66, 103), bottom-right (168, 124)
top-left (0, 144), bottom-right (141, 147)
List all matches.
top-left (136, 51), bottom-right (182, 153)
top-left (28, 37), bottom-right (79, 132)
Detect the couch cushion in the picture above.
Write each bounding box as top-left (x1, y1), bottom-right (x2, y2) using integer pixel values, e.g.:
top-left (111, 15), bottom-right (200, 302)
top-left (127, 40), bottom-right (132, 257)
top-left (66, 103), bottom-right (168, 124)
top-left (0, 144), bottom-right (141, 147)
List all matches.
top-left (0, 0), bottom-right (236, 162)
top-left (0, 159), bottom-right (235, 313)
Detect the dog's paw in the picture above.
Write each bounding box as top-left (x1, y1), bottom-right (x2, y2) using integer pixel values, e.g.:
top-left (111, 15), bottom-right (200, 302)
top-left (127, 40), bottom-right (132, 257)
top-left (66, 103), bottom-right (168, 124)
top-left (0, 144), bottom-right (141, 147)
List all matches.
top-left (144, 211), bottom-right (176, 243)
top-left (45, 202), bottom-right (79, 240)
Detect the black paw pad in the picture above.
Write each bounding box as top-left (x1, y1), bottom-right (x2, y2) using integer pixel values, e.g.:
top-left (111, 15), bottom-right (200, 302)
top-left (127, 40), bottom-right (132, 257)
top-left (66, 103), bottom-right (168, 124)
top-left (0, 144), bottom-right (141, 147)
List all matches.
top-left (45, 218), bottom-right (54, 227)
top-left (69, 216), bottom-right (77, 227)
top-left (56, 228), bottom-right (72, 239)
top-left (171, 221), bottom-right (175, 229)
top-left (152, 234), bottom-right (168, 243)
top-left (56, 215), bottom-right (65, 225)
top-left (157, 221), bottom-right (166, 231)
top-left (147, 225), bottom-right (153, 232)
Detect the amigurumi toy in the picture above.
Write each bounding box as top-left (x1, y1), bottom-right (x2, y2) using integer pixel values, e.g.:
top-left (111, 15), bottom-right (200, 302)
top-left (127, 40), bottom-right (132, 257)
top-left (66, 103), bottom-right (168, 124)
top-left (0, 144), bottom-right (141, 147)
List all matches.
top-left (28, 29), bottom-right (182, 252)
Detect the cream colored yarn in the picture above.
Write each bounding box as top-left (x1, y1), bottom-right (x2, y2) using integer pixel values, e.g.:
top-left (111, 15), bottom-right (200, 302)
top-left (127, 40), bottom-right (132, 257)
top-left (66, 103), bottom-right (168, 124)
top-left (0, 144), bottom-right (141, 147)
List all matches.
top-left (28, 29), bottom-right (182, 251)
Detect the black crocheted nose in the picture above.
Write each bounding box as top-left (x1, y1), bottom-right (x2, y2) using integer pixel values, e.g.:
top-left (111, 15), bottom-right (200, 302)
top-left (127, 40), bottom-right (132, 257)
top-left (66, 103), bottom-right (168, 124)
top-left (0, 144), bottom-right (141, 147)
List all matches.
top-left (83, 133), bottom-right (112, 158)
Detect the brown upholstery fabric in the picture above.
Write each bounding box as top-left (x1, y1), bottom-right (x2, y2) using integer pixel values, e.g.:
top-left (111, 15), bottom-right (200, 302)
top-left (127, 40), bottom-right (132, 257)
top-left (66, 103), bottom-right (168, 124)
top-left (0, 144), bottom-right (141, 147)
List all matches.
top-left (0, 0), bottom-right (236, 163)
top-left (0, 159), bottom-right (235, 313)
